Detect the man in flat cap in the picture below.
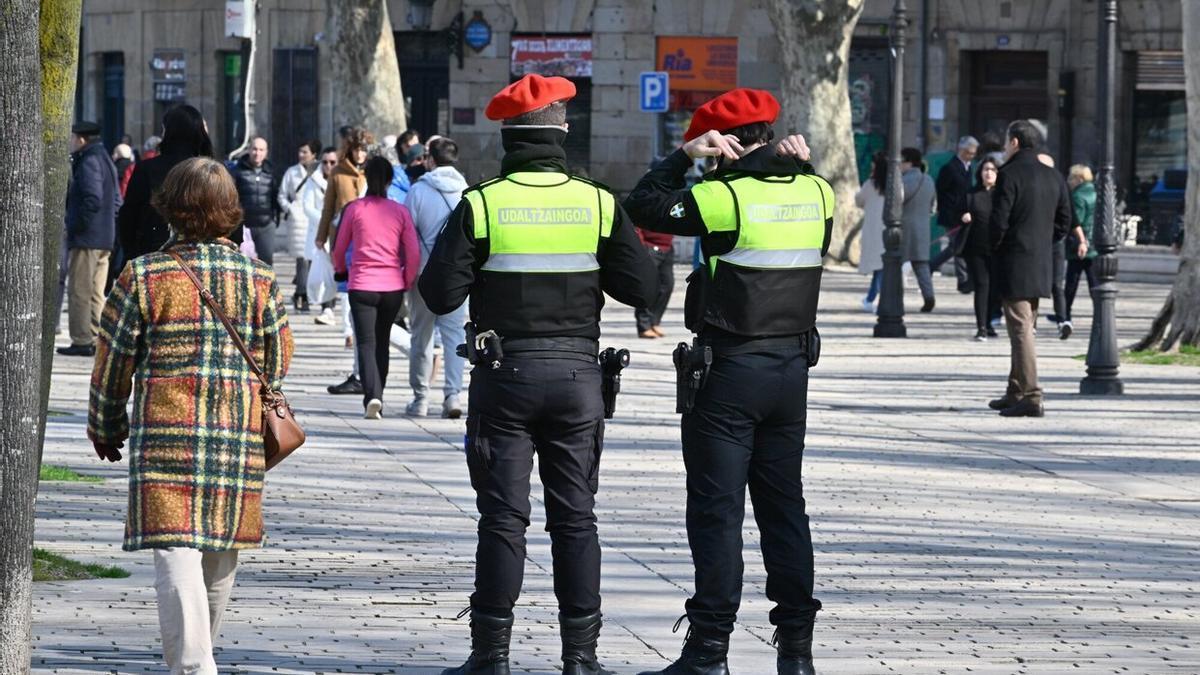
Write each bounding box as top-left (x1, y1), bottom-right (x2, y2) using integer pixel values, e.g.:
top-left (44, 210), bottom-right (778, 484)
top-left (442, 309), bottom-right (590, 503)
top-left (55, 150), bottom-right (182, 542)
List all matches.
top-left (624, 88), bottom-right (829, 675)
top-left (421, 73), bottom-right (655, 675)
top-left (59, 121), bottom-right (121, 357)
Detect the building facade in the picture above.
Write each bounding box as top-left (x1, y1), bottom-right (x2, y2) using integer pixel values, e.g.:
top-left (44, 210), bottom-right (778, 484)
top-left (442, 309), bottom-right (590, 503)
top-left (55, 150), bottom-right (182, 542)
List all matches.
top-left (78, 0), bottom-right (1184, 224)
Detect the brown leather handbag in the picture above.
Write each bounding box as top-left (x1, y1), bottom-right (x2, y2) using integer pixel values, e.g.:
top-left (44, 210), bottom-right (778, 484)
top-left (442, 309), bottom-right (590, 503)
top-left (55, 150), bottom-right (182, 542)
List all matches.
top-left (167, 250), bottom-right (305, 470)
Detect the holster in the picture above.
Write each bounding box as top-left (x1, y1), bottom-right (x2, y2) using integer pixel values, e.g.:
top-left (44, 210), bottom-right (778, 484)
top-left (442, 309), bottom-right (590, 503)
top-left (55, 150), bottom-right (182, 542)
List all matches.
top-left (672, 340), bottom-right (712, 414)
top-left (455, 322), bottom-right (504, 368)
top-left (598, 347), bottom-right (630, 419)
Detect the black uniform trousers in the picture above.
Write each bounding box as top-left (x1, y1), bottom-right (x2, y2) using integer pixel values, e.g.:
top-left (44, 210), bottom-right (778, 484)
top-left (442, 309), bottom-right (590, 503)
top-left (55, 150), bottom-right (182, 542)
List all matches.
top-left (635, 247), bottom-right (675, 333)
top-left (682, 341), bottom-right (821, 636)
top-left (466, 353), bottom-right (606, 618)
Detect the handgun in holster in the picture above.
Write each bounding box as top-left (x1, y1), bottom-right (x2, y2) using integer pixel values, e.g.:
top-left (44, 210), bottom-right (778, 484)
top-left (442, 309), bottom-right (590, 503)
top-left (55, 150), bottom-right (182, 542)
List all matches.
top-left (456, 322), bottom-right (504, 369)
top-left (672, 340), bottom-right (712, 414)
top-left (598, 347), bottom-right (630, 419)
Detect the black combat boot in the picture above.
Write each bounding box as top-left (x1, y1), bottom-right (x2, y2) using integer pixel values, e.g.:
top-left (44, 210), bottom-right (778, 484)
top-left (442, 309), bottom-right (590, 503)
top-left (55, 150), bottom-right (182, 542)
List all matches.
top-left (636, 621), bottom-right (729, 675)
top-left (774, 624), bottom-right (817, 675)
top-left (441, 610), bottom-right (514, 675)
top-left (560, 612), bottom-right (614, 675)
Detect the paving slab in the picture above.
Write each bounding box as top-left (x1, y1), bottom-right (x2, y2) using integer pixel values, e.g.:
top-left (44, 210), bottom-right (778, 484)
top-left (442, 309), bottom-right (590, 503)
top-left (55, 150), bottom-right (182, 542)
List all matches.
top-left (33, 261), bottom-right (1200, 674)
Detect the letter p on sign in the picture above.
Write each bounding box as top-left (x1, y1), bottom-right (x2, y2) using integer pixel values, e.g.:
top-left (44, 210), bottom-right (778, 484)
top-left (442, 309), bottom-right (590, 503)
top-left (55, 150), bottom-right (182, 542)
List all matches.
top-left (640, 72), bottom-right (669, 113)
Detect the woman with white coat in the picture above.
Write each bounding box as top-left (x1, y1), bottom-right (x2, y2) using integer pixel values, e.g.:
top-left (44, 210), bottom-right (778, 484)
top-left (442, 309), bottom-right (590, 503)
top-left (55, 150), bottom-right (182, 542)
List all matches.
top-left (855, 152), bottom-right (887, 312)
top-left (278, 139), bottom-right (321, 311)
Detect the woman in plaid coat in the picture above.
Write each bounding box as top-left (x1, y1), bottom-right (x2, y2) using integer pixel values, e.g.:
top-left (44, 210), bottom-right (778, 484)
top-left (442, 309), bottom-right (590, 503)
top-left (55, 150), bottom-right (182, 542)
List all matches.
top-left (88, 157), bottom-right (293, 674)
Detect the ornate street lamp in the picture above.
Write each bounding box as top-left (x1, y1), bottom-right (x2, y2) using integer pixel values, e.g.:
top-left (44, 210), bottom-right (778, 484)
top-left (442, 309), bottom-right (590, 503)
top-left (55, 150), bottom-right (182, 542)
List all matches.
top-left (1081, 0), bottom-right (1123, 394)
top-left (874, 0), bottom-right (908, 338)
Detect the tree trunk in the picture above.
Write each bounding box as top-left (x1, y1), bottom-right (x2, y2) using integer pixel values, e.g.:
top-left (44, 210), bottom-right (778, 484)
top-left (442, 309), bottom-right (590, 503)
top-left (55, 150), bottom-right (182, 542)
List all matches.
top-left (1134, 1), bottom-right (1200, 351)
top-left (767, 0), bottom-right (866, 264)
top-left (326, 0), bottom-right (407, 139)
top-left (37, 0), bottom-right (82, 460)
top-left (0, 0), bottom-right (46, 670)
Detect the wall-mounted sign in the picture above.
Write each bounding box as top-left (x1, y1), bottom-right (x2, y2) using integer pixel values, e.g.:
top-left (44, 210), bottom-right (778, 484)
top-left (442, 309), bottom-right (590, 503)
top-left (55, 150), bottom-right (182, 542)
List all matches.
top-left (510, 34), bottom-right (592, 78)
top-left (150, 50), bottom-right (186, 81)
top-left (452, 107), bottom-right (476, 126)
top-left (151, 49), bottom-right (187, 102)
top-left (464, 11), bottom-right (492, 52)
top-left (225, 0), bottom-right (255, 38)
top-left (656, 36), bottom-right (737, 92)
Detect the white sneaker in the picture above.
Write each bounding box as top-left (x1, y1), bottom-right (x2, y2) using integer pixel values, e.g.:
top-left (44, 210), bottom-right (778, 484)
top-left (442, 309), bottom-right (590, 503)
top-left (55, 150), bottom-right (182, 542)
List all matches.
top-left (861, 297), bottom-right (876, 313)
top-left (315, 307), bottom-right (336, 325)
top-left (405, 398), bottom-right (428, 417)
top-left (364, 398), bottom-right (383, 420)
top-left (442, 395), bottom-right (463, 419)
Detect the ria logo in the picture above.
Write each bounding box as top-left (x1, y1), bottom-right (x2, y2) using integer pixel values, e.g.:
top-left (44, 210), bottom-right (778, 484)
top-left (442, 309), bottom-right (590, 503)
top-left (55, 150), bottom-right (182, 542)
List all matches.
top-left (662, 49), bottom-right (692, 71)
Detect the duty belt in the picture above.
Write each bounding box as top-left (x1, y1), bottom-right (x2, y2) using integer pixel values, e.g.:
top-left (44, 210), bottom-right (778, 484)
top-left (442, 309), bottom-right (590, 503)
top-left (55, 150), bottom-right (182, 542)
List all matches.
top-left (702, 328), bottom-right (820, 367)
top-left (501, 336), bottom-right (600, 357)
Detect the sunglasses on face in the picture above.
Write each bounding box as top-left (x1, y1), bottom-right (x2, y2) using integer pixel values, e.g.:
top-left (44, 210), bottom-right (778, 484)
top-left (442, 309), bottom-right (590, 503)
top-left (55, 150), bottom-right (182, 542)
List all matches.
top-left (322, 159), bottom-right (337, 165)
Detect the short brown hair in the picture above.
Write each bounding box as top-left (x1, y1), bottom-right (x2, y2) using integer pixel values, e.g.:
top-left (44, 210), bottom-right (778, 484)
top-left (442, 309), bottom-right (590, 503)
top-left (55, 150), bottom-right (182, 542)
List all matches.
top-left (341, 127), bottom-right (375, 160)
top-left (151, 157), bottom-right (243, 240)
top-left (504, 100), bottom-right (567, 126)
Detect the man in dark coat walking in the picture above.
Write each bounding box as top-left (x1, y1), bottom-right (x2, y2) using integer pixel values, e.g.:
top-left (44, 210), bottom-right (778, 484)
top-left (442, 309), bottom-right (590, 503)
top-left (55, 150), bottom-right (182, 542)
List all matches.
top-left (933, 136), bottom-right (978, 286)
top-left (230, 136), bottom-right (281, 265)
top-left (59, 121), bottom-right (121, 357)
top-left (987, 120), bottom-right (1072, 417)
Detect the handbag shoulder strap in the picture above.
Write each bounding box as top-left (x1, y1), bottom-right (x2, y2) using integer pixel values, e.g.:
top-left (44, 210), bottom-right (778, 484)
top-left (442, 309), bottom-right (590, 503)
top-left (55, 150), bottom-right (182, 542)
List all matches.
top-left (166, 249), bottom-right (273, 392)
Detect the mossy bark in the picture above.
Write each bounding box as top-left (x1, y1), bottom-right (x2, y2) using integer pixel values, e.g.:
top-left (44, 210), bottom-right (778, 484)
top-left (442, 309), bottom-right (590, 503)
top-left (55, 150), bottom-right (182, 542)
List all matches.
top-left (767, 0), bottom-right (867, 264)
top-left (37, 0), bottom-right (81, 458)
top-left (0, 0), bottom-right (47, 671)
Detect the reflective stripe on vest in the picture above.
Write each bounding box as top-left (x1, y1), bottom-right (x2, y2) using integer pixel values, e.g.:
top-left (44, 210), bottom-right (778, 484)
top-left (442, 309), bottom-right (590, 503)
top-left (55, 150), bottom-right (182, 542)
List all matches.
top-left (718, 247), bottom-right (823, 268)
top-left (481, 252), bottom-right (600, 273)
top-left (691, 173), bottom-right (833, 274)
top-left (465, 172), bottom-right (614, 273)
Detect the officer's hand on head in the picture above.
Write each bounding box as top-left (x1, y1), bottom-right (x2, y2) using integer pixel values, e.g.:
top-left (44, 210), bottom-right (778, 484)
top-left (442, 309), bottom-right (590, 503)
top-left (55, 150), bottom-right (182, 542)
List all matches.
top-left (775, 134), bottom-right (811, 161)
top-left (683, 131), bottom-right (743, 162)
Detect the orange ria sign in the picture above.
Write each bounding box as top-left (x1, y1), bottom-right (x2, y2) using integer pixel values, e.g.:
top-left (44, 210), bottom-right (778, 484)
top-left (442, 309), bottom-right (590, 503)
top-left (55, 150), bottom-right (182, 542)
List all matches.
top-left (656, 36), bottom-right (738, 92)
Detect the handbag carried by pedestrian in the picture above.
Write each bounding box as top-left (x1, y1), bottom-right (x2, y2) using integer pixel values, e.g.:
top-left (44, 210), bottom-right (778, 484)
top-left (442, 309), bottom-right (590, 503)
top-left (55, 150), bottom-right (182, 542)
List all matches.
top-left (166, 249), bottom-right (305, 470)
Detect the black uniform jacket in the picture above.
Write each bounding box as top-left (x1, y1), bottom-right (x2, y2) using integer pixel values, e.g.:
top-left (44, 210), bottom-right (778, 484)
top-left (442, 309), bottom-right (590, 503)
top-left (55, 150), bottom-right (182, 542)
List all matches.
top-left (622, 145), bottom-right (830, 337)
top-left (418, 127), bottom-right (655, 339)
top-left (988, 149), bottom-right (1072, 299)
top-left (623, 145), bottom-right (829, 257)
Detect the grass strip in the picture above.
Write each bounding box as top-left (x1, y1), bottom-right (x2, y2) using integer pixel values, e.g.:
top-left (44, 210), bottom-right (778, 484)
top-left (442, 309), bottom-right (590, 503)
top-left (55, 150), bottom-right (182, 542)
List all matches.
top-left (33, 549), bottom-right (130, 582)
top-left (39, 464), bottom-right (103, 483)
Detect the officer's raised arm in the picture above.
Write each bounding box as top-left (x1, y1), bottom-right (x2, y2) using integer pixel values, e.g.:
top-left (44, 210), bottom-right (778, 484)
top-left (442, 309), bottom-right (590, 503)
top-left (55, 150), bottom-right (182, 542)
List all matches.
top-left (417, 197), bottom-right (483, 315)
top-left (597, 202), bottom-right (656, 309)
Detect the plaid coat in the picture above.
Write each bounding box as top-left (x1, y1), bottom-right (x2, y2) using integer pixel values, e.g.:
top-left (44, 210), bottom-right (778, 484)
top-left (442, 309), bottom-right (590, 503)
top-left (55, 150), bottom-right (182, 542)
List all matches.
top-left (88, 239), bottom-right (293, 551)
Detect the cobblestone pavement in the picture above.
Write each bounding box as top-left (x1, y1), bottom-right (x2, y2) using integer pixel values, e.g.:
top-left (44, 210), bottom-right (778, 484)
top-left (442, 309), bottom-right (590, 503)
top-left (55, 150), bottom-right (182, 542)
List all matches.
top-left (33, 261), bottom-right (1200, 674)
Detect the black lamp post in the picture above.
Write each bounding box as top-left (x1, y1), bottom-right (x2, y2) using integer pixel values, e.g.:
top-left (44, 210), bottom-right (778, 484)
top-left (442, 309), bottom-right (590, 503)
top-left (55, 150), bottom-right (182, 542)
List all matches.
top-left (874, 0), bottom-right (908, 338)
top-left (1081, 0), bottom-right (1123, 395)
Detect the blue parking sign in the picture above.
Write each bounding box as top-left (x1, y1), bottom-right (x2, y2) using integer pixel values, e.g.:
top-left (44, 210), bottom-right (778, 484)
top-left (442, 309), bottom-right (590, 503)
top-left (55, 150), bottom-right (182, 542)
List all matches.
top-left (640, 72), bottom-right (669, 113)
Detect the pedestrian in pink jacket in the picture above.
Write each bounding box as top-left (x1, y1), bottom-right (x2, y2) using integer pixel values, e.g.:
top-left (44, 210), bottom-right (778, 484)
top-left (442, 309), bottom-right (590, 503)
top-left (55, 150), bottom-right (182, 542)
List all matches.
top-left (332, 155), bottom-right (420, 419)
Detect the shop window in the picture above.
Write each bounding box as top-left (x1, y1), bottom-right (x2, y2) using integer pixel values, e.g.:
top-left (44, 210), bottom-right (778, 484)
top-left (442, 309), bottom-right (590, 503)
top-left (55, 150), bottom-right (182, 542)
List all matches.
top-left (509, 34), bottom-right (592, 168)
top-left (218, 50), bottom-right (246, 156)
top-left (100, 52), bottom-right (125, 150)
top-left (271, 48), bottom-right (320, 158)
top-left (395, 31), bottom-right (451, 139)
top-left (655, 36), bottom-right (738, 158)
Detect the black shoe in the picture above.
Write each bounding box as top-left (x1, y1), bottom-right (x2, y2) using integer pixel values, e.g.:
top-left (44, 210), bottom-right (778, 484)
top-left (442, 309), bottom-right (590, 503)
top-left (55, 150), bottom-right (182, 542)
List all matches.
top-left (973, 329), bottom-right (988, 342)
top-left (988, 396), bottom-right (1018, 411)
top-left (1044, 313), bottom-right (1062, 324)
top-left (561, 612), bottom-right (614, 675)
top-left (1059, 320), bottom-right (1073, 340)
top-left (1000, 398), bottom-right (1044, 417)
top-left (56, 344), bottom-right (95, 357)
top-left (774, 625), bottom-right (816, 675)
top-left (986, 326), bottom-right (998, 338)
top-left (637, 621), bottom-right (729, 675)
top-left (327, 375), bottom-right (364, 395)
top-left (920, 297), bottom-right (935, 313)
top-left (297, 294), bottom-right (310, 313)
top-left (441, 610), bottom-right (513, 675)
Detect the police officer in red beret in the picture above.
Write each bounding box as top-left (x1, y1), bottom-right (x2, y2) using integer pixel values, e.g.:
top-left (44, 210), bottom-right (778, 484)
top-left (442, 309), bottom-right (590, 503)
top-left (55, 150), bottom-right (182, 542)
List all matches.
top-left (624, 88), bottom-right (830, 675)
top-left (420, 74), bottom-right (655, 675)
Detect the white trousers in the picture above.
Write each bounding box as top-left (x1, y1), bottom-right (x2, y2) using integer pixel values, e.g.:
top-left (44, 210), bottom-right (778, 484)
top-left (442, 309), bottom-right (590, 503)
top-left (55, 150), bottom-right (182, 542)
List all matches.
top-left (153, 548), bottom-right (240, 675)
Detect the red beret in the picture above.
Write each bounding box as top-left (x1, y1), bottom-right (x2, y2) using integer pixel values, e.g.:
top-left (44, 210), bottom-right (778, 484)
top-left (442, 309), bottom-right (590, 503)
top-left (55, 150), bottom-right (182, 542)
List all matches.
top-left (485, 74), bottom-right (577, 121)
top-left (684, 88), bottom-right (781, 141)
